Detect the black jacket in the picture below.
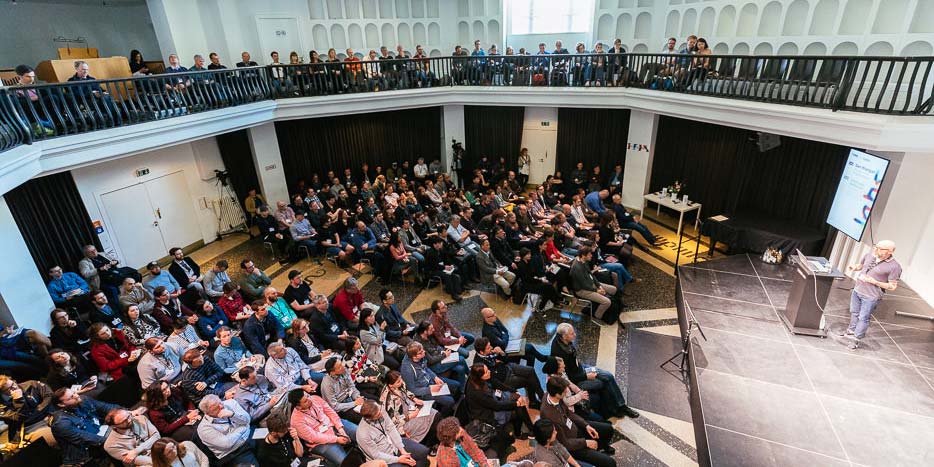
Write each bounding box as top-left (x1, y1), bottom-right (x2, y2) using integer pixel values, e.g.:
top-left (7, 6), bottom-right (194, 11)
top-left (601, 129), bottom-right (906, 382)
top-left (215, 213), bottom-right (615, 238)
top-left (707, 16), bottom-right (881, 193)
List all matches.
top-left (490, 236), bottom-right (514, 267)
top-left (465, 382), bottom-right (517, 426)
top-left (550, 337), bottom-right (587, 383)
top-left (169, 257), bottom-right (201, 289)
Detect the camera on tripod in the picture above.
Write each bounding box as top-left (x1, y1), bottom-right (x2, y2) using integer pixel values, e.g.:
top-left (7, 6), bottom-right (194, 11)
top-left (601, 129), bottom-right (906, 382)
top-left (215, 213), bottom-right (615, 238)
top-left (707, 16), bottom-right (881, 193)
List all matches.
top-left (214, 169), bottom-right (230, 185)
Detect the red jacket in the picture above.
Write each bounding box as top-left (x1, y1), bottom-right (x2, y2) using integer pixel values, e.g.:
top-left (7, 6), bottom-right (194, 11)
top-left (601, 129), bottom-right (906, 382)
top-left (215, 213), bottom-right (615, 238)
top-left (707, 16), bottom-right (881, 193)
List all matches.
top-left (147, 387), bottom-right (194, 435)
top-left (89, 329), bottom-right (136, 380)
top-left (332, 288), bottom-right (363, 323)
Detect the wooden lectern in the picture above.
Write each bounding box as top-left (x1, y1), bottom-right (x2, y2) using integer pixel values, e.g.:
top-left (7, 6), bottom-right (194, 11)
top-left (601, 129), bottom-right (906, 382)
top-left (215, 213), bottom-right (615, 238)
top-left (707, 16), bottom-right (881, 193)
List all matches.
top-left (780, 252), bottom-right (845, 337)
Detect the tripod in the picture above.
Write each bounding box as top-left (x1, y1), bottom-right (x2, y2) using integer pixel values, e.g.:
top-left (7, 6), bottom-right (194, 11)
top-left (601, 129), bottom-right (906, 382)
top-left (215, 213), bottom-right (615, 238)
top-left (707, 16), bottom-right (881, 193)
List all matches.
top-left (213, 174), bottom-right (248, 240)
top-left (660, 302), bottom-right (707, 384)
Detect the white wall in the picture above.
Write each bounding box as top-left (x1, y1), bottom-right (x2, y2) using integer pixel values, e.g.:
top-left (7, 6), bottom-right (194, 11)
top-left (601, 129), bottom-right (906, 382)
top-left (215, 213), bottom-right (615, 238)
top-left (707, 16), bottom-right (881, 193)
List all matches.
top-left (70, 140), bottom-right (226, 265)
top-left (0, 196), bottom-right (56, 331)
top-left (520, 107), bottom-right (558, 184)
top-left (0, 1), bottom-right (161, 69)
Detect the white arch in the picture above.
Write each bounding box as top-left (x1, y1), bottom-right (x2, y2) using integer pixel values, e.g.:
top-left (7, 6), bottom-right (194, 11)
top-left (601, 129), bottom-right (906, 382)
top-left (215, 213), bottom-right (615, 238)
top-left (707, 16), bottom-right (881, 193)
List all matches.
top-left (832, 41), bottom-right (858, 55)
top-left (344, 0), bottom-right (361, 19)
top-left (737, 3), bottom-right (758, 36)
top-left (777, 42), bottom-right (799, 55)
top-left (665, 10), bottom-right (680, 38)
top-left (717, 5), bottom-right (736, 36)
top-left (902, 41), bottom-right (934, 56)
top-left (381, 22), bottom-right (396, 47)
top-left (839, 0), bottom-right (870, 35)
top-left (398, 23), bottom-right (412, 47)
top-left (365, 24), bottom-right (380, 49)
top-left (803, 42), bottom-right (827, 55)
top-left (872, 0), bottom-right (908, 34)
top-left (428, 22), bottom-right (441, 45)
top-left (488, 19), bottom-right (502, 44)
top-left (680, 9), bottom-right (697, 38)
top-left (597, 14), bottom-right (614, 40)
top-left (331, 24), bottom-right (347, 50)
top-left (363, 0), bottom-right (378, 18)
top-left (348, 23), bottom-right (365, 50)
top-left (326, 0), bottom-right (343, 19)
top-left (698, 7), bottom-right (715, 37)
top-left (395, 0), bottom-right (410, 18)
top-left (809, 0), bottom-right (838, 35)
top-left (472, 20), bottom-right (486, 44)
top-left (413, 23), bottom-right (427, 45)
top-left (617, 13), bottom-right (633, 40)
top-left (758, 1), bottom-right (782, 36)
top-left (633, 12), bottom-right (652, 39)
top-left (783, 0), bottom-right (809, 36)
top-left (865, 41), bottom-right (894, 56)
top-left (310, 0), bottom-right (326, 19)
top-left (457, 21), bottom-right (470, 45)
top-left (312, 24), bottom-right (329, 50)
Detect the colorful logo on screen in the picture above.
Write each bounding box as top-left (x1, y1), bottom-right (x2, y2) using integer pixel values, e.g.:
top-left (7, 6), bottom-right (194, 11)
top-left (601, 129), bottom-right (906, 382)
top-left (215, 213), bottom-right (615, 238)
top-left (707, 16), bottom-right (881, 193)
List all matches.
top-left (853, 170), bottom-right (883, 225)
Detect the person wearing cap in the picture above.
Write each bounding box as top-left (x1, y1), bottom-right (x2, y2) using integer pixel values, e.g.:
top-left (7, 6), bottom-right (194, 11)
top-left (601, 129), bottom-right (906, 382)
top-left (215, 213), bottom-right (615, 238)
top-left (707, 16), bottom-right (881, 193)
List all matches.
top-left (332, 277), bottom-right (364, 330)
top-left (143, 261), bottom-right (183, 298)
top-left (321, 357), bottom-right (365, 424)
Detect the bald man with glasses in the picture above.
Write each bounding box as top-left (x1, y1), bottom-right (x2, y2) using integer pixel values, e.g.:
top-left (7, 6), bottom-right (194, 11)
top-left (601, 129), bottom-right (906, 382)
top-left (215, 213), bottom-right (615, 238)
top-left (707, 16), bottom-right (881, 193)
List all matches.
top-left (842, 240), bottom-right (901, 350)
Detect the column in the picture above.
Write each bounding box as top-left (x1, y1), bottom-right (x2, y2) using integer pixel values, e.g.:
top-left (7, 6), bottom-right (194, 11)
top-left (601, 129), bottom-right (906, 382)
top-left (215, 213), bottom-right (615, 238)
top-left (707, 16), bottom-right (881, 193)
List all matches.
top-left (247, 123), bottom-right (290, 206)
top-left (146, 0), bottom-right (212, 62)
top-left (0, 196), bottom-right (55, 331)
top-left (622, 110), bottom-right (660, 211)
top-left (442, 105), bottom-right (466, 184)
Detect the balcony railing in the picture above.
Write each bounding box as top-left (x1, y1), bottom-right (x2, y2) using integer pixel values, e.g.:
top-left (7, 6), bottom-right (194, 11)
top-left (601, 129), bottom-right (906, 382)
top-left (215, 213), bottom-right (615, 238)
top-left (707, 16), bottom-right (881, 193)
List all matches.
top-left (1, 53), bottom-right (932, 155)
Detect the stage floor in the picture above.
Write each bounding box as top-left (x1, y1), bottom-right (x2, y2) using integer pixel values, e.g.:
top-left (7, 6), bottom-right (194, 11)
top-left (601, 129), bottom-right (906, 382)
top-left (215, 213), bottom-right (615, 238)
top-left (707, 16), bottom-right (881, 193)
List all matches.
top-left (679, 254), bottom-right (934, 467)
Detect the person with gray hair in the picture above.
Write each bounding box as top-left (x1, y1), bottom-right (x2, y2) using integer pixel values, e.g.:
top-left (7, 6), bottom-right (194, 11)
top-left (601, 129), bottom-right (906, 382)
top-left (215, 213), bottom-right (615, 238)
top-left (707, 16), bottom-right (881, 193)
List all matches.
top-left (843, 240), bottom-right (902, 350)
top-left (103, 408), bottom-right (160, 466)
top-left (309, 294), bottom-right (351, 351)
top-left (550, 322), bottom-right (638, 420)
top-left (264, 341), bottom-right (322, 392)
top-left (445, 215), bottom-right (479, 256)
top-left (196, 394), bottom-right (256, 464)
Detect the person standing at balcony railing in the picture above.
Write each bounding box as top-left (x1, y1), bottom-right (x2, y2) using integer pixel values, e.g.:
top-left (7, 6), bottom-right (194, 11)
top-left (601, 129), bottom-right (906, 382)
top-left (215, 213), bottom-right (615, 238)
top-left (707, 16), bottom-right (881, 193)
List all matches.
top-left (269, 51), bottom-right (295, 96)
top-left (236, 51), bottom-right (258, 67)
top-left (502, 46), bottom-right (516, 86)
top-left (344, 48), bottom-right (366, 92)
top-left (552, 40), bottom-right (570, 86)
top-left (607, 38), bottom-right (627, 86)
top-left (396, 45), bottom-right (417, 90)
top-left (12, 65), bottom-right (54, 136)
top-left (487, 45), bottom-right (503, 85)
top-left (325, 48), bottom-right (346, 93)
top-left (469, 39), bottom-right (486, 85)
top-left (571, 43), bottom-right (590, 87)
top-left (639, 37), bottom-right (678, 86)
top-left (67, 60), bottom-right (120, 124)
top-left (413, 45), bottom-right (435, 88)
top-left (452, 45), bottom-right (469, 85)
top-left (589, 43), bottom-right (607, 87)
top-left (365, 49), bottom-right (386, 91)
top-left (207, 52), bottom-right (227, 70)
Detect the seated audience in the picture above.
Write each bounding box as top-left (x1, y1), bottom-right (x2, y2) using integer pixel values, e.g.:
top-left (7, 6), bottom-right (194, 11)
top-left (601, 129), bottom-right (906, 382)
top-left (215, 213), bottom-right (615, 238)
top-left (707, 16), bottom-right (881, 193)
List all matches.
top-left (197, 394), bottom-right (257, 465)
top-left (308, 294), bottom-right (351, 352)
top-left (531, 418), bottom-right (586, 467)
top-left (480, 307), bottom-right (548, 367)
top-left (46, 349), bottom-right (101, 395)
top-left (515, 246), bottom-right (563, 310)
top-left (264, 286), bottom-right (298, 329)
top-left (265, 341), bottom-right (322, 391)
top-left (150, 437), bottom-right (210, 467)
top-left (378, 288), bottom-right (415, 346)
top-left (243, 301), bottom-right (285, 356)
top-left (358, 400), bottom-right (430, 467)
top-left (89, 289), bottom-right (124, 330)
top-left (230, 366), bottom-right (282, 421)
top-left (473, 337), bottom-right (543, 407)
top-left (238, 259), bottom-right (272, 301)
top-left (286, 318), bottom-right (331, 370)
top-left (551, 323), bottom-right (636, 420)
top-left (138, 337), bottom-right (182, 389)
top-left (400, 342), bottom-right (458, 416)
top-left (217, 282), bottom-right (250, 323)
top-left (542, 357), bottom-right (604, 423)
top-left (167, 319), bottom-right (208, 352)
top-left (283, 270), bottom-right (316, 317)
top-left (464, 363), bottom-right (535, 461)
top-left (332, 277), bottom-right (364, 330)
top-left (50, 387), bottom-right (122, 466)
top-left (88, 322), bottom-right (139, 381)
top-left (359, 307), bottom-right (403, 371)
top-left (103, 407), bottom-right (161, 465)
top-left (201, 260), bottom-right (232, 300)
top-left (288, 388), bottom-right (358, 467)
top-left (79, 245), bottom-right (141, 300)
top-left (429, 299), bottom-right (474, 357)
top-left (46, 265), bottom-right (91, 311)
top-left (255, 413), bottom-right (304, 466)
top-left (124, 304), bottom-right (165, 347)
top-left (168, 247), bottom-right (207, 300)
top-left (144, 381), bottom-right (199, 442)
top-left (144, 262), bottom-right (184, 300)
top-left (0, 375), bottom-right (55, 446)
top-left (151, 286), bottom-right (196, 335)
top-left (540, 376), bottom-right (616, 467)
top-left (179, 348), bottom-right (227, 405)
top-left (321, 356), bottom-right (366, 424)
top-left (214, 326), bottom-right (262, 376)
top-left (413, 321), bottom-right (468, 387)
top-left (194, 299), bottom-right (229, 339)
top-left (423, 237), bottom-right (466, 301)
top-left (477, 239), bottom-right (516, 296)
top-left (570, 247), bottom-right (619, 324)
top-left (49, 308), bottom-right (90, 355)
top-left (379, 370), bottom-right (441, 443)
top-left (434, 417), bottom-right (487, 467)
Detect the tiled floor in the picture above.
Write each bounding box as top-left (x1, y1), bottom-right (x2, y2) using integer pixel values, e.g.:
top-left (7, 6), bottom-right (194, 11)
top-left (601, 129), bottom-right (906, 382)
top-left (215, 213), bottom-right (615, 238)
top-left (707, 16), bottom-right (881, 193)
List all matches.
top-left (680, 255), bottom-right (934, 467)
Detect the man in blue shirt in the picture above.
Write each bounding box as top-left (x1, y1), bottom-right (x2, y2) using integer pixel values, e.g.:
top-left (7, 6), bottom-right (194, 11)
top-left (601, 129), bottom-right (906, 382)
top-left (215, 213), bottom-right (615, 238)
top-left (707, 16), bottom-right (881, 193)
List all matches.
top-left (46, 265), bottom-right (91, 311)
top-left (50, 387), bottom-right (125, 466)
top-left (585, 189), bottom-right (609, 215)
top-left (469, 39), bottom-right (487, 84)
top-left (143, 261), bottom-right (183, 297)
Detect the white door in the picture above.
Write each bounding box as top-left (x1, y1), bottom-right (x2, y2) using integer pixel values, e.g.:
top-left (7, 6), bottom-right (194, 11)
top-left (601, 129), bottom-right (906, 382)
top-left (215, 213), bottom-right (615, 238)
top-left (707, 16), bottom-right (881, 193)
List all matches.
top-left (99, 184), bottom-right (165, 269)
top-left (524, 128), bottom-right (558, 184)
top-left (146, 171), bottom-right (202, 252)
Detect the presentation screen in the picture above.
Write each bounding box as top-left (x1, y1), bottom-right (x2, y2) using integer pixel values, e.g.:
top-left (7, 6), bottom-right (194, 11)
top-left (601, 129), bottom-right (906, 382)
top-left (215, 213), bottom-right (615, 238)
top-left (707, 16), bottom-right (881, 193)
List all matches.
top-left (826, 149), bottom-right (890, 241)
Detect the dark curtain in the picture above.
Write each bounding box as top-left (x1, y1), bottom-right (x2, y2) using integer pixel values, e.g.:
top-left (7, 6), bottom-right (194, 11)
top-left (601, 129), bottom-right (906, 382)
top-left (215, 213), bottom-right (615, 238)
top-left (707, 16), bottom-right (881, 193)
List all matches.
top-left (463, 105), bottom-right (525, 177)
top-left (216, 130), bottom-right (260, 210)
top-left (275, 107), bottom-right (442, 192)
top-left (555, 108), bottom-right (631, 177)
top-left (650, 116), bottom-right (849, 230)
top-left (6, 172), bottom-right (101, 274)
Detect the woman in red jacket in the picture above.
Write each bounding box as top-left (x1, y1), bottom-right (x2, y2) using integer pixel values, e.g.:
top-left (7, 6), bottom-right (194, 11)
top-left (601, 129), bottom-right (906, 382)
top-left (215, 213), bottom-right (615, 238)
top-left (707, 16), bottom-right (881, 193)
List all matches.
top-left (88, 322), bottom-right (139, 381)
top-left (144, 381), bottom-right (200, 441)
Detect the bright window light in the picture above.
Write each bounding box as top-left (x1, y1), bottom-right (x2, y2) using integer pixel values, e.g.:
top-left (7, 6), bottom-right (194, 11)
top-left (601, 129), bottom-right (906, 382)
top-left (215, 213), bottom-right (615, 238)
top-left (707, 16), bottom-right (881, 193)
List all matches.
top-left (510, 0), bottom-right (595, 35)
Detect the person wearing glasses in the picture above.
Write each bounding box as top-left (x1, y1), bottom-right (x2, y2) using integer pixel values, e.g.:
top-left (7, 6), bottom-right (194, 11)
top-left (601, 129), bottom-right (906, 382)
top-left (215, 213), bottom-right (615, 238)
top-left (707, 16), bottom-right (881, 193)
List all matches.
top-left (843, 240), bottom-right (901, 350)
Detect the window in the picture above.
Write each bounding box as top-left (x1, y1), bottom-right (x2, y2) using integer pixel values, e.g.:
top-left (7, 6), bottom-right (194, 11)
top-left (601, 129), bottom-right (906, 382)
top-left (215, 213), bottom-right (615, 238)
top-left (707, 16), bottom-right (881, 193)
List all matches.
top-left (510, 0), bottom-right (595, 35)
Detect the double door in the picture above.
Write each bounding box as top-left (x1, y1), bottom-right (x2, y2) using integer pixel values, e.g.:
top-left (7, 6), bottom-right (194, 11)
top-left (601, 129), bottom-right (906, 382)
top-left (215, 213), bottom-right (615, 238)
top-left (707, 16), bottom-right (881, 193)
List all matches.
top-left (98, 171), bottom-right (201, 269)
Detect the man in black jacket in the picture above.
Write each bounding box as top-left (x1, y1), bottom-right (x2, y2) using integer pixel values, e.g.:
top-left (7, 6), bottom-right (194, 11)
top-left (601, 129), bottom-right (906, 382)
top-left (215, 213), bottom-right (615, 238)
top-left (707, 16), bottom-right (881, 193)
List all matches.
top-left (254, 206), bottom-right (291, 263)
top-left (376, 288), bottom-right (415, 346)
top-left (473, 337), bottom-right (543, 407)
top-left (490, 227), bottom-right (517, 268)
top-left (168, 247), bottom-right (207, 300)
top-left (423, 237), bottom-right (465, 301)
top-left (0, 376), bottom-right (55, 445)
top-left (550, 322), bottom-right (637, 420)
top-left (481, 307), bottom-right (548, 368)
top-left (307, 294), bottom-right (350, 352)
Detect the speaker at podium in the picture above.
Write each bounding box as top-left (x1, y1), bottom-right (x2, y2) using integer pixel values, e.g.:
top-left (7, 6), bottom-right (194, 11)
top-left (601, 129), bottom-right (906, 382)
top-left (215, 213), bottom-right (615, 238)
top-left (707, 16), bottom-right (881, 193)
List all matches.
top-left (779, 250), bottom-right (845, 337)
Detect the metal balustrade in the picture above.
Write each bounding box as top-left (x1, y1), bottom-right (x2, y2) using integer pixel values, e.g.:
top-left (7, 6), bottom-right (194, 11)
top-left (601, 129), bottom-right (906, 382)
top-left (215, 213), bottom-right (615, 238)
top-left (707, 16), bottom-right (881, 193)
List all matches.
top-left (1, 53), bottom-right (931, 155)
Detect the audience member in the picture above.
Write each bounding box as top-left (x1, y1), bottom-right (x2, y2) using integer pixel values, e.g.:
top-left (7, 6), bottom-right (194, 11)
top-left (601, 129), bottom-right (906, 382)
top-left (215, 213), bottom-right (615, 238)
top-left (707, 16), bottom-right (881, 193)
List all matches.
top-left (242, 301), bottom-right (285, 356)
top-left (358, 399), bottom-right (430, 467)
top-left (179, 348), bottom-right (227, 404)
top-left (120, 277), bottom-right (156, 314)
top-left (254, 413), bottom-right (303, 466)
top-left (197, 394), bottom-right (257, 464)
top-left (50, 387), bottom-right (122, 466)
top-left (540, 376), bottom-right (616, 467)
top-left (49, 308), bottom-right (90, 355)
top-left (150, 437), bottom-right (210, 466)
top-left (103, 407), bottom-right (161, 465)
top-left (288, 388), bottom-right (358, 466)
top-left (265, 341), bottom-right (322, 391)
top-left (137, 337), bottom-right (182, 389)
top-left (88, 322), bottom-right (139, 381)
top-left (238, 259), bottom-right (272, 301)
top-left (201, 260), bottom-right (231, 300)
top-left (230, 365), bottom-right (281, 421)
top-left (144, 381), bottom-right (199, 442)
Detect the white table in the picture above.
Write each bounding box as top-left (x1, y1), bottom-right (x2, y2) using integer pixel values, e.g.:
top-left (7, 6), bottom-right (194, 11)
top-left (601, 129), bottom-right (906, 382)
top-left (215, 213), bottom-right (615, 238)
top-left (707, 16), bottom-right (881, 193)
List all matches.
top-left (642, 193), bottom-right (702, 240)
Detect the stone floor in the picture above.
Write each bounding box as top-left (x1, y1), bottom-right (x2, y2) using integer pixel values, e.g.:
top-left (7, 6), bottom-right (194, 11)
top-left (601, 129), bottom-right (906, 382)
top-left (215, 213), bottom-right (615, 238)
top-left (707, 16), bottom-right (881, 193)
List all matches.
top-left (183, 225), bottom-right (697, 466)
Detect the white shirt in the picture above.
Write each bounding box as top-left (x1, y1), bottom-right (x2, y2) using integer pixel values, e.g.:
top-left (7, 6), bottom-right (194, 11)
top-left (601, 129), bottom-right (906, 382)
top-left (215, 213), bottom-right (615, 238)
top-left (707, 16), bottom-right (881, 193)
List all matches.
top-left (414, 164), bottom-right (429, 177)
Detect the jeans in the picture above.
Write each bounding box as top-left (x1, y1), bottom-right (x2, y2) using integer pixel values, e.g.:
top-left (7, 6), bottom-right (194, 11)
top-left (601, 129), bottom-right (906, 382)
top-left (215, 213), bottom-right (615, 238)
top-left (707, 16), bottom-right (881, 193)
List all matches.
top-left (848, 291), bottom-right (881, 339)
top-left (600, 262), bottom-right (633, 292)
top-left (569, 420), bottom-right (616, 467)
top-left (310, 419), bottom-right (358, 467)
top-left (578, 369), bottom-right (626, 418)
top-left (621, 220), bottom-right (656, 244)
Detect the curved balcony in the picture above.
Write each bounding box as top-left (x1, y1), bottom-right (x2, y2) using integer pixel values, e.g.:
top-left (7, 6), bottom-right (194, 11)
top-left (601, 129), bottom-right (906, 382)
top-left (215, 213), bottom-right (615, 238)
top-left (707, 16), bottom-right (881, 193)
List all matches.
top-left (1, 53), bottom-right (932, 156)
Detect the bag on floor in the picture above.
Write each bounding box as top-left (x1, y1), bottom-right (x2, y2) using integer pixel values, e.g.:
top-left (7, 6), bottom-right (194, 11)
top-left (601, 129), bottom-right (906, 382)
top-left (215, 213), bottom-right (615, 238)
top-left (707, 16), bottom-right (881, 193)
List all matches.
top-left (464, 419), bottom-right (497, 448)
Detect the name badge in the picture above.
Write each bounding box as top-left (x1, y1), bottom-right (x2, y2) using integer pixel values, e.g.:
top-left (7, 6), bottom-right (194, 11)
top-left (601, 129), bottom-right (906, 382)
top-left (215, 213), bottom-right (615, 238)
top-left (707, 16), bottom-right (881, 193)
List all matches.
top-left (330, 324), bottom-right (339, 332)
top-left (444, 331), bottom-right (451, 338)
top-left (290, 459), bottom-right (300, 467)
top-left (119, 352), bottom-right (128, 359)
top-left (494, 389), bottom-right (502, 398)
top-left (566, 418), bottom-right (573, 429)
top-left (268, 228), bottom-right (275, 232)
top-left (317, 423), bottom-right (330, 433)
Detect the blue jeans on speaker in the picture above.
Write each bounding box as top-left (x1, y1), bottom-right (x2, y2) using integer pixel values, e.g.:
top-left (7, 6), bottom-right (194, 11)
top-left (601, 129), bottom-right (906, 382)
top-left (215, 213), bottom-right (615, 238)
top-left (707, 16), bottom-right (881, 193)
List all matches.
top-left (848, 291), bottom-right (881, 339)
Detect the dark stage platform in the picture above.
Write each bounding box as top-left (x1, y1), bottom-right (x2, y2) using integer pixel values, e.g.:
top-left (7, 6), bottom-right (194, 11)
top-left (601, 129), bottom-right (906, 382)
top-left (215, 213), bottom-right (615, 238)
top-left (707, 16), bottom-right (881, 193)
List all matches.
top-left (677, 254), bottom-right (934, 467)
